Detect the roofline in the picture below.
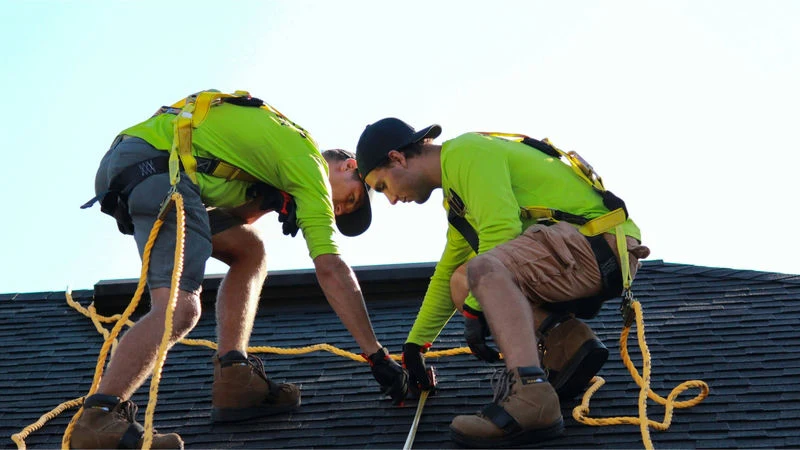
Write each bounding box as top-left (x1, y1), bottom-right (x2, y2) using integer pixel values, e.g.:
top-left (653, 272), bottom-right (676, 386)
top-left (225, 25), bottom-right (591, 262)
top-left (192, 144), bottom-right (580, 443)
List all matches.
top-left (92, 262), bottom-right (438, 315)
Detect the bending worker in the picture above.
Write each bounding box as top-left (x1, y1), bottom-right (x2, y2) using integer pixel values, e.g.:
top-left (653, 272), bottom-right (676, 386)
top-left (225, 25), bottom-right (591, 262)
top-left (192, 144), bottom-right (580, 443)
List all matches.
top-left (354, 117), bottom-right (649, 448)
top-left (76, 90), bottom-right (407, 449)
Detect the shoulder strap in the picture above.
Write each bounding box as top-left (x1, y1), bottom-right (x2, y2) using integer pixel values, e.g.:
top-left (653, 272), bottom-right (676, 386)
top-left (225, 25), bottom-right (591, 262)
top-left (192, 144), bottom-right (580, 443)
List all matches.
top-left (169, 90), bottom-right (258, 185)
top-left (446, 189), bottom-right (479, 253)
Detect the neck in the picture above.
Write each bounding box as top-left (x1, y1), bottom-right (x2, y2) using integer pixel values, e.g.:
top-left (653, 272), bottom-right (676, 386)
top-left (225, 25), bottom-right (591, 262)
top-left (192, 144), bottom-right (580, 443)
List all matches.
top-left (419, 143), bottom-right (443, 189)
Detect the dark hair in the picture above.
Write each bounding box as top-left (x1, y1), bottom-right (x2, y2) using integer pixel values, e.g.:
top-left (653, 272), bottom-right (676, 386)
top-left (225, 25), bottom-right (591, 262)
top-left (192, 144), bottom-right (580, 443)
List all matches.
top-left (372, 138), bottom-right (429, 171)
top-left (323, 148), bottom-right (361, 181)
top-left (322, 148), bottom-right (355, 162)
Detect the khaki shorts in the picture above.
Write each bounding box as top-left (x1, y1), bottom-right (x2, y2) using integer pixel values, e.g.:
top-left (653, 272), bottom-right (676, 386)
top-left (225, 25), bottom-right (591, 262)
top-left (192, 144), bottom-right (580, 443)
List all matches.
top-left (487, 221), bottom-right (649, 307)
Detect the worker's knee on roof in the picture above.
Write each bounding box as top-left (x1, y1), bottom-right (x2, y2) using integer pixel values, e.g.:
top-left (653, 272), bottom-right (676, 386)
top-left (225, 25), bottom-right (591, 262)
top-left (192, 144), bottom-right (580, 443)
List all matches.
top-left (466, 254), bottom-right (510, 293)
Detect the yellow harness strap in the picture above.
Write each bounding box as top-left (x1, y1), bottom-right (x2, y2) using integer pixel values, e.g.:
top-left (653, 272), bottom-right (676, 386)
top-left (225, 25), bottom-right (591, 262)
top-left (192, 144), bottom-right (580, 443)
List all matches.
top-left (169, 90), bottom-right (254, 185)
top-left (615, 224), bottom-right (632, 289)
top-left (520, 206), bottom-right (627, 237)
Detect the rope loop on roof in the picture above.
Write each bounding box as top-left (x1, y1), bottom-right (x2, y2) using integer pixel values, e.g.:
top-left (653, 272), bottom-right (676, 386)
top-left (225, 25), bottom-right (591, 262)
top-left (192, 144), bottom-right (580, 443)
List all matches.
top-left (572, 298), bottom-right (710, 450)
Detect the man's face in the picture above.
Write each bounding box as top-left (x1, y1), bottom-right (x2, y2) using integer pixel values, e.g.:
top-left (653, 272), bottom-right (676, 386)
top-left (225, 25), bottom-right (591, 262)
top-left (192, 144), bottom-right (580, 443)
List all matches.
top-left (364, 151), bottom-right (433, 205)
top-left (328, 158), bottom-right (368, 216)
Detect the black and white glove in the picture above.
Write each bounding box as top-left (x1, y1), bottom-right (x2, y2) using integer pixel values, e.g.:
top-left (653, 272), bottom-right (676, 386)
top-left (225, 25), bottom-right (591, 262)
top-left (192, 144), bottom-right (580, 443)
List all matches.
top-left (247, 183), bottom-right (299, 237)
top-left (463, 305), bottom-right (501, 363)
top-left (402, 342), bottom-right (433, 395)
top-left (363, 347), bottom-right (408, 405)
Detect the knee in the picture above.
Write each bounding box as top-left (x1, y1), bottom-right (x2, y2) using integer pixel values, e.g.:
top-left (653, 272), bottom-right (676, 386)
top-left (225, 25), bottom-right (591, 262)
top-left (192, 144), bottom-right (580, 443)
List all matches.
top-left (214, 225), bottom-right (267, 272)
top-left (466, 254), bottom-right (510, 292)
top-left (170, 292), bottom-right (202, 339)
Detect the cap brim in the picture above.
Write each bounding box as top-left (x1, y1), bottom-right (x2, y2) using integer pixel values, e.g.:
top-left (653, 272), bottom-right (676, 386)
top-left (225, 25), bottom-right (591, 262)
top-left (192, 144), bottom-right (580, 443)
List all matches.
top-left (335, 183), bottom-right (373, 237)
top-left (411, 124), bottom-right (442, 144)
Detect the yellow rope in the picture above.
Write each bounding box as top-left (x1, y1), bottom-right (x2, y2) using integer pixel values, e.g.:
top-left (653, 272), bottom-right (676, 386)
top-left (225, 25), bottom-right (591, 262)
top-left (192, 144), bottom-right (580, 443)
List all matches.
top-left (143, 192), bottom-right (185, 449)
top-left (59, 191), bottom-right (174, 450)
top-left (11, 397), bottom-right (84, 450)
top-left (572, 300), bottom-right (710, 449)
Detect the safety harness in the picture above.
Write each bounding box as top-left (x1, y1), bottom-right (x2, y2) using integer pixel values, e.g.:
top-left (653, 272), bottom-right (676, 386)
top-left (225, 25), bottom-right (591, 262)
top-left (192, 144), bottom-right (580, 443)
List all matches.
top-left (81, 90), bottom-right (294, 234)
top-left (445, 134), bottom-right (632, 316)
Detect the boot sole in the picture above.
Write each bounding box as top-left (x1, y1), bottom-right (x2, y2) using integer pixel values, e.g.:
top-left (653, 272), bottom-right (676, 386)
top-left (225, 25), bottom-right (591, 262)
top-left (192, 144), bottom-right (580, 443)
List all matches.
top-left (550, 338), bottom-right (608, 400)
top-left (449, 418), bottom-right (564, 448)
top-left (211, 397), bottom-right (301, 423)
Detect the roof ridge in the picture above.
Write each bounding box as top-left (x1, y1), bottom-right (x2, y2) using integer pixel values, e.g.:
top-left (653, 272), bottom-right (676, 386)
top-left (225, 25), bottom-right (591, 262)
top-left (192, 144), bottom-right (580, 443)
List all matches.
top-left (641, 260), bottom-right (800, 284)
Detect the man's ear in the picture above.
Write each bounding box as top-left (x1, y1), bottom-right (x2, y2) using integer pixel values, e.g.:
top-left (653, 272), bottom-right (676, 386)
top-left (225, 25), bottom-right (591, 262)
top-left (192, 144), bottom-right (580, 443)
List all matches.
top-left (387, 150), bottom-right (406, 167)
top-left (344, 157), bottom-right (358, 171)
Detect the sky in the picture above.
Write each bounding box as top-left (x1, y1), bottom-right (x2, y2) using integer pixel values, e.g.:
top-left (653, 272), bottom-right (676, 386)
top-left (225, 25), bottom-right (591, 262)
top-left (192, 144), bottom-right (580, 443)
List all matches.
top-left (0, 0), bottom-right (798, 294)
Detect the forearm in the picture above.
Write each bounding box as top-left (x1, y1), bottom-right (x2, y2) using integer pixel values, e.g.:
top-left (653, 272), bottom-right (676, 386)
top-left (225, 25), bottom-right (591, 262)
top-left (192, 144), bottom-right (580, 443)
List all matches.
top-left (314, 253), bottom-right (382, 355)
top-left (223, 196), bottom-right (270, 224)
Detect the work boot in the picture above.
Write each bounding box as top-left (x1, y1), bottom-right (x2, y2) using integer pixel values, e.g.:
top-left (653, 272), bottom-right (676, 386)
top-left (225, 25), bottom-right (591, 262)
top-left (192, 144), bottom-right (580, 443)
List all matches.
top-left (450, 367), bottom-right (564, 448)
top-left (539, 314), bottom-right (609, 400)
top-left (211, 350), bottom-right (301, 423)
top-left (70, 394), bottom-right (183, 449)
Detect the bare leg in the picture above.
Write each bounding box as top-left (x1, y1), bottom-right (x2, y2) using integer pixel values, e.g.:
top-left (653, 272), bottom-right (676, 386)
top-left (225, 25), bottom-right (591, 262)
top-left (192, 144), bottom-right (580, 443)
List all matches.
top-left (211, 224), bottom-right (268, 357)
top-left (97, 287), bottom-right (202, 399)
top-left (467, 253), bottom-right (539, 369)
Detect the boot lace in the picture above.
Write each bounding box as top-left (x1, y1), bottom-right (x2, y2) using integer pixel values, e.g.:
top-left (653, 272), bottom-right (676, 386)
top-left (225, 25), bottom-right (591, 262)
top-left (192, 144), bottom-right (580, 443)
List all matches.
top-left (246, 355), bottom-right (292, 395)
top-left (113, 400), bottom-right (138, 423)
top-left (490, 368), bottom-right (516, 404)
top-left (246, 354), bottom-right (269, 382)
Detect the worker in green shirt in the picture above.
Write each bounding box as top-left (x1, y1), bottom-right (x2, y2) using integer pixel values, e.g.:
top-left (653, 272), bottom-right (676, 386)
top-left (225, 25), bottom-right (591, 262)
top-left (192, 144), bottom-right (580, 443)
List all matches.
top-left (74, 91), bottom-right (407, 449)
top-left (355, 117), bottom-right (650, 448)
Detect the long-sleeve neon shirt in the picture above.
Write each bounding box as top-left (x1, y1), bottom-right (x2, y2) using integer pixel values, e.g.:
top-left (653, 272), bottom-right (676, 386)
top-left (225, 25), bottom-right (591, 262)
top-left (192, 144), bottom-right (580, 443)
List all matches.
top-left (406, 132), bottom-right (641, 346)
top-left (120, 102), bottom-right (339, 260)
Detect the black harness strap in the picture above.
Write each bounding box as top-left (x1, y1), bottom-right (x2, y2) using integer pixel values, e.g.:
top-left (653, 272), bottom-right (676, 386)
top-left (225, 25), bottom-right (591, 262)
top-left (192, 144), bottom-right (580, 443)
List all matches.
top-left (80, 155), bottom-right (252, 235)
top-left (446, 189), bottom-right (480, 253)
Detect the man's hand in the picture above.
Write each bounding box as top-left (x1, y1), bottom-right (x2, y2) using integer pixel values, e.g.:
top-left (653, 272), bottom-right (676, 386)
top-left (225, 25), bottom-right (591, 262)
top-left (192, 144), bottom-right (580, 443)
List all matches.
top-left (363, 347), bottom-right (408, 405)
top-left (463, 305), bottom-right (501, 362)
top-left (247, 183), bottom-right (299, 237)
top-left (402, 342), bottom-right (433, 395)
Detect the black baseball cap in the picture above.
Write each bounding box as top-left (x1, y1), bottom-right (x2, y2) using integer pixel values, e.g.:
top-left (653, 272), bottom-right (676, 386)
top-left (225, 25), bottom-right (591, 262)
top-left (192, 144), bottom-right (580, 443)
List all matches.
top-left (325, 148), bottom-right (373, 237)
top-left (335, 183), bottom-right (373, 237)
top-left (356, 118), bottom-right (442, 180)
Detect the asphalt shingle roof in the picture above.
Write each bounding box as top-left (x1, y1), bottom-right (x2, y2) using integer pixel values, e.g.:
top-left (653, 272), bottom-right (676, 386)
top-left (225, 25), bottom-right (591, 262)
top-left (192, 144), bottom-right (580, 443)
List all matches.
top-left (2, 260), bottom-right (799, 449)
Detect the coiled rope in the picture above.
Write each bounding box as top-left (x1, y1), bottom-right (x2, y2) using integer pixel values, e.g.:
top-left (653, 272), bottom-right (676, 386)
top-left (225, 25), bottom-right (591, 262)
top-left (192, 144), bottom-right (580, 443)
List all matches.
top-left (572, 299), bottom-right (710, 450)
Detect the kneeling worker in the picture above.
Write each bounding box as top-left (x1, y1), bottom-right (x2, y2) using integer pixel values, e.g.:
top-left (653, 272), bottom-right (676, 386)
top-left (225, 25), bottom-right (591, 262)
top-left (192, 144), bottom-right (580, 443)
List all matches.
top-left (355, 117), bottom-right (649, 448)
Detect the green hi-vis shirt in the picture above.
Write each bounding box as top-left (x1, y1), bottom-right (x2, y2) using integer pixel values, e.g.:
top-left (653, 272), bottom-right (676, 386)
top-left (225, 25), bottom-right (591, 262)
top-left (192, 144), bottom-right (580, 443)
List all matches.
top-left (406, 132), bottom-right (642, 346)
top-left (120, 102), bottom-right (339, 260)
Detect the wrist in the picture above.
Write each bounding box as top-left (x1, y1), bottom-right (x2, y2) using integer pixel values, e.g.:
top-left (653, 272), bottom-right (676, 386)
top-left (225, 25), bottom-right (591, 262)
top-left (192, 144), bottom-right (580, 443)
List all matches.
top-left (462, 304), bottom-right (482, 320)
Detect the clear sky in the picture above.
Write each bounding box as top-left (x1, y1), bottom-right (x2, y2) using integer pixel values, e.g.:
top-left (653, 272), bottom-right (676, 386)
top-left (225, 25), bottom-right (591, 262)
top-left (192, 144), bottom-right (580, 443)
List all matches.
top-left (1, 1), bottom-right (797, 294)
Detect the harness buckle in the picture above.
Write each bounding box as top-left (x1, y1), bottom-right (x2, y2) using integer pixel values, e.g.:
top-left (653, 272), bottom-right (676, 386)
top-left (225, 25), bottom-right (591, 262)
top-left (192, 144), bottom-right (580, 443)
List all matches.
top-left (157, 185), bottom-right (178, 221)
top-left (620, 288), bottom-right (635, 328)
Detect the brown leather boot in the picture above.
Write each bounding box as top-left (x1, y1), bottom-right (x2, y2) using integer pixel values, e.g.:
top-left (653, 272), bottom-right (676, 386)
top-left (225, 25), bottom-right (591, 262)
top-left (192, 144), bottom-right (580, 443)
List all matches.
top-left (211, 351), bottom-right (301, 423)
top-left (70, 394), bottom-right (183, 449)
top-left (450, 367), bottom-right (564, 448)
top-left (539, 314), bottom-right (609, 400)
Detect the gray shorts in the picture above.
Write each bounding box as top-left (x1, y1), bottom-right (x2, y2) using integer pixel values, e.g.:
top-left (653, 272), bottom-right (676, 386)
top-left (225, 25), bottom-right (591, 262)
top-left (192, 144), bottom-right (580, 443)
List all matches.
top-left (94, 137), bottom-right (245, 292)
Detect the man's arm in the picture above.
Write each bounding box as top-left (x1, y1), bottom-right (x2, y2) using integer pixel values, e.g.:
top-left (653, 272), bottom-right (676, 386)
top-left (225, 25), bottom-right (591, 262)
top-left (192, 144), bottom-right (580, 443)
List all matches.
top-left (313, 253), bottom-right (382, 355)
top-left (315, 253), bottom-right (408, 404)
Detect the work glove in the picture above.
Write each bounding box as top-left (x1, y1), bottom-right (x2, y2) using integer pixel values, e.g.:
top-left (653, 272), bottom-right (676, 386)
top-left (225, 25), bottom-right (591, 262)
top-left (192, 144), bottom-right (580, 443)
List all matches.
top-left (402, 342), bottom-right (433, 396)
top-left (362, 347), bottom-right (408, 405)
top-left (463, 305), bottom-right (501, 363)
top-left (248, 183), bottom-right (299, 237)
